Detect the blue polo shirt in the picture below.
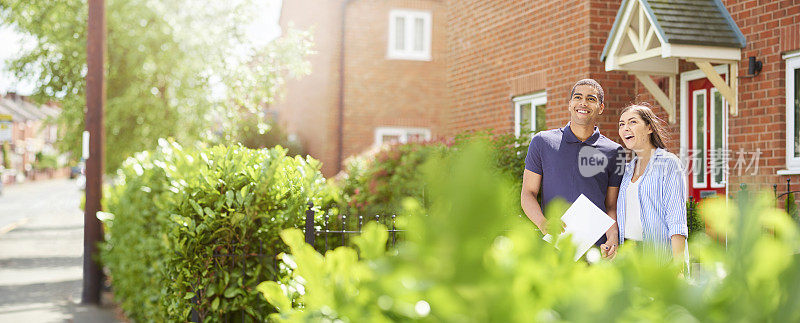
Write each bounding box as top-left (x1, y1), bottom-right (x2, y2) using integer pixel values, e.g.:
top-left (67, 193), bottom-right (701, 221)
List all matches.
top-left (525, 123), bottom-right (625, 244)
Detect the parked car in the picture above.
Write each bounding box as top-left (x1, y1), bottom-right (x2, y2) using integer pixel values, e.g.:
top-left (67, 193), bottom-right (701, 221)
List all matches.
top-left (70, 160), bottom-right (85, 179)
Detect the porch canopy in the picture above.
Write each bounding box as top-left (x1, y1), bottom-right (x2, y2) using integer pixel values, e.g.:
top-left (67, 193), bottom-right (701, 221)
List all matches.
top-left (601, 0), bottom-right (746, 123)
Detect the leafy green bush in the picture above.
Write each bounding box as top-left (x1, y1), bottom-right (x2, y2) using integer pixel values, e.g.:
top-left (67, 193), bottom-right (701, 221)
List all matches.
top-left (101, 146), bottom-right (179, 322)
top-left (686, 197), bottom-right (704, 238)
top-left (101, 139), bottom-right (328, 322)
top-left (337, 130), bottom-right (531, 218)
top-left (453, 129), bottom-right (532, 180)
top-left (338, 142), bottom-right (444, 216)
top-left (260, 141), bottom-right (800, 322)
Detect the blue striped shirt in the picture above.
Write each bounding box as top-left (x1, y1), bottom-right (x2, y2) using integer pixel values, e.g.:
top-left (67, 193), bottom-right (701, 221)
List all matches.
top-left (617, 148), bottom-right (688, 261)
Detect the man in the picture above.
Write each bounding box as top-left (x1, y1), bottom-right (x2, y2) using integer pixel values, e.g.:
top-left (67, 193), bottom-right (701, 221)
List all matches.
top-left (521, 79), bottom-right (625, 258)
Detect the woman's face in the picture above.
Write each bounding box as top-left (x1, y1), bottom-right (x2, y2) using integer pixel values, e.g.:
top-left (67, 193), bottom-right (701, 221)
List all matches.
top-left (618, 110), bottom-right (654, 151)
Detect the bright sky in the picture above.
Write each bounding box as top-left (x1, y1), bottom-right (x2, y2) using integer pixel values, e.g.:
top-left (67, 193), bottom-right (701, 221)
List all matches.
top-left (0, 24), bottom-right (36, 95)
top-left (0, 0), bottom-right (283, 96)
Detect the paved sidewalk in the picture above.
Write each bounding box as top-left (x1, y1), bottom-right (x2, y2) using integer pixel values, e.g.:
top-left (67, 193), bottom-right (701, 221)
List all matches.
top-left (0, 179), bottom-right (121, 322)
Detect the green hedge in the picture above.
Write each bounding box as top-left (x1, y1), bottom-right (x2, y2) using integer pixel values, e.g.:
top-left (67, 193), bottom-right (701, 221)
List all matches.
top-left (260, 141), bottom-right (800, 322)
top-left (34, 151), bottom-right (59, 170)
top-left (101, 139), bottom-right (328, 322)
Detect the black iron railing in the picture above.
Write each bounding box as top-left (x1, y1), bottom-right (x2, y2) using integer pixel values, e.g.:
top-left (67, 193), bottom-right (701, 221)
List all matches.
top-left (304, 202), bottom-right (403, 251)
top-left (190, 203), bottom-right (402, 322)
top-left (775, 178), bottom-right (800, 220)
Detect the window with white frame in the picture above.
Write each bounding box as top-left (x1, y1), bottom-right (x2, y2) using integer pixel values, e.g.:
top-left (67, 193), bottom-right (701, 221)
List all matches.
top-left (693, 89), bottom-right (707, 188)
top-left (374, 127), bottom-right (431, 146)
top-left (786, 53), bottom-right (800, 170)
top-left (710, 88), bottom-right (727, 188)
top-left (513, 92), bottom-right (547, 138)
top-left (388, 10), bottom-right (432, 61)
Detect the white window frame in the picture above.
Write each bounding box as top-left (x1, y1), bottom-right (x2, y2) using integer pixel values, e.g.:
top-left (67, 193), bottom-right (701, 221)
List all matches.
top-left (709, 88), bottom-right (727, 188)
top-left (785, 53), bottom-right (800, 171)
top-left (374, 127), bottom-right (431, 147)
top-left (513, 91), bottom-right (547, 138)
top-left (692, 89), bottom-right (708, 188)
top-left (387, 9), bottom-right (432, 61)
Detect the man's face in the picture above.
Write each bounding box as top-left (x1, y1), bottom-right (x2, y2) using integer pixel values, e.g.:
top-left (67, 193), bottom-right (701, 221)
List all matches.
top-left (569, 85), bottom-right (604, 126)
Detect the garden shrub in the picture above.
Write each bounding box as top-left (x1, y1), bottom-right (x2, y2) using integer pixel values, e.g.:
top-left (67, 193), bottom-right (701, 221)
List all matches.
top-left (337, 130), bottom-right (531, 218)
top-left (338, 142), bottom-right (444, 217)
top-left (101, 145), bottom-right (180, 322)
top-left (452, 129), bottom-right (531, 180)
top-left (102, 139), bottom-right (328, 322)
top-left (260, 141), bottom-right (800, 322)
top-left (686, 197), bottom-right (704, 237)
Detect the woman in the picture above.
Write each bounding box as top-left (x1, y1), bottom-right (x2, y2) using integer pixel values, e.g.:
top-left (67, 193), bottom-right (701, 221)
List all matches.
top-left (616, 104), bottom-right (688, 264)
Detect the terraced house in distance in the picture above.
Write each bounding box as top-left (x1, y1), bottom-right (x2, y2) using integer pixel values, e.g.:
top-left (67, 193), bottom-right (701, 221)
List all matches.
top-left (273, 0), bottom-right (447, 177)
top-left (274, 0), bottom-right (800, 203)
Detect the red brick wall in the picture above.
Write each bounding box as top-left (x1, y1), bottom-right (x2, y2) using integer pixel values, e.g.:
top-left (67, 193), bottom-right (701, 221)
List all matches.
top-left (721, 0), bottom-right (800, 192)
top-left (275, 0), bottom-right (344, 177)
top-left (445, 0), bottom-right (635, 143)
top-left (341, 0), bottom-right (448, 159)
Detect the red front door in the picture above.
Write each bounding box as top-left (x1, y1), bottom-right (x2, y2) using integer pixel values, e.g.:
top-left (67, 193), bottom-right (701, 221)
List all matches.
top-left (688, 77), bottom-right (727, 201)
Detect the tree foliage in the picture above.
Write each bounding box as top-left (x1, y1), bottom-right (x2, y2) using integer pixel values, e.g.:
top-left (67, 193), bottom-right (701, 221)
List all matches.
top-left (0, 0), bottom-right (313, 173)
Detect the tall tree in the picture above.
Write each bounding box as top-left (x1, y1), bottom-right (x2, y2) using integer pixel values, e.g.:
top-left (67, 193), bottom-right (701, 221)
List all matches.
top-left (0, 0), bottom-right (312, 173)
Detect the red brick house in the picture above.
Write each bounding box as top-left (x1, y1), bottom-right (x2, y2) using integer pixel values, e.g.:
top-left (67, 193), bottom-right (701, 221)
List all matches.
top-left (0, 93), bottom-right (62, 184)
top-left (275, 0), bottom-right (448, 177)
top-left (277, 0), bottom-right (800, 200)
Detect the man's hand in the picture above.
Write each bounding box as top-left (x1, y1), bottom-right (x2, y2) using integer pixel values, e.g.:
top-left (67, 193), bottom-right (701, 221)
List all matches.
top-left (537, 219), bottom-right (567, 236)
top-left (536, 219), bottom-right (548, 236)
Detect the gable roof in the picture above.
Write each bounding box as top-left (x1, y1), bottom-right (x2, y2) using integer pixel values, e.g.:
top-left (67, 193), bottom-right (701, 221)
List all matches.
top-left (601, 0), bottom-right (746, 61)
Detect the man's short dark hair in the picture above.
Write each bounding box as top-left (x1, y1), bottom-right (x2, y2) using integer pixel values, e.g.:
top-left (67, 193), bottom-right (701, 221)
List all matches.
top-left (570, 79), bottom-right (604, 105)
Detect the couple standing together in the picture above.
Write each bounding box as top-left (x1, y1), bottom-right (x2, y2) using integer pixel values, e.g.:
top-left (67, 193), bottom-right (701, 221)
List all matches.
top-left (521, 79), bottom-right (688, 263)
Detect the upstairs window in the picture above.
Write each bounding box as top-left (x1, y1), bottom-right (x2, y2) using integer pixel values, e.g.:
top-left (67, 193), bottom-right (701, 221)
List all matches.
top-left (388, 10), bottom-right (431, 61)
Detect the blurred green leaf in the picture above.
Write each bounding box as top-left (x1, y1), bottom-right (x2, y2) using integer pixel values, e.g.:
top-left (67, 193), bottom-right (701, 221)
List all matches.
top-left (257, 281), bottom-right (291, 312)
top-left (352, 222), bottom-right (388, 260)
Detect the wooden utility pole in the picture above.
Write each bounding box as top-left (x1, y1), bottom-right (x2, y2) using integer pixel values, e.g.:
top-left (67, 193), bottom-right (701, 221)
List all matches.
top-left (82, 0), bottom-right (106, 304)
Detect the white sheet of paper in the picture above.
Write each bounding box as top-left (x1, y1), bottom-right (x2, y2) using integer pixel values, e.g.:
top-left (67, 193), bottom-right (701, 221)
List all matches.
top-left (542, 194), bottom-right (615, 261)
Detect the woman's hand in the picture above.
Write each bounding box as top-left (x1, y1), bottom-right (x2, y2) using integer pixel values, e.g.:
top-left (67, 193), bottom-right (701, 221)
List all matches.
top-left (671, 234), bottom-right (687, 263)
top-left (601, 230), bottom-right (619, 259)
top-left (601, 239), bottom-right (618, 259)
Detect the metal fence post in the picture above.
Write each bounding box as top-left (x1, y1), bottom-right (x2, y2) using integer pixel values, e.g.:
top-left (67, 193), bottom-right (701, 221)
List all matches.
top-left (305, 202), bottom-right (315, 245)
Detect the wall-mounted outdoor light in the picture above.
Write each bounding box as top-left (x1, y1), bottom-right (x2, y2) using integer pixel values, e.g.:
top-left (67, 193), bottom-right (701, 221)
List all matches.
top-left (739, 56), bottom-right (762, 78)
